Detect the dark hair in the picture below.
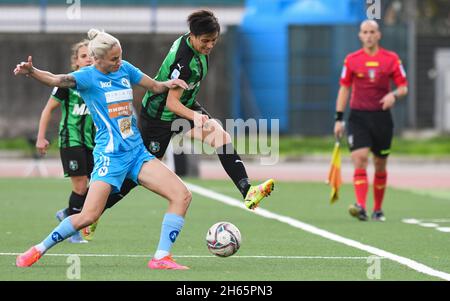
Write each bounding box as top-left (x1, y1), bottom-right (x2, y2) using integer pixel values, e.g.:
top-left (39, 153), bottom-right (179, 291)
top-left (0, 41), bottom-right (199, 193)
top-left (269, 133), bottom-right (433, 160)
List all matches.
top-left (188, 10), bottom-right (220, 36)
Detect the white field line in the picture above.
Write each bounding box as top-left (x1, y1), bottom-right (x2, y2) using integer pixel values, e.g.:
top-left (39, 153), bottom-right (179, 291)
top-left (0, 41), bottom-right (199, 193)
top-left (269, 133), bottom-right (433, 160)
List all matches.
top-left (0, 253), bottom-right (372, 260)
top-left (186, 182), bottom-right (450, 281)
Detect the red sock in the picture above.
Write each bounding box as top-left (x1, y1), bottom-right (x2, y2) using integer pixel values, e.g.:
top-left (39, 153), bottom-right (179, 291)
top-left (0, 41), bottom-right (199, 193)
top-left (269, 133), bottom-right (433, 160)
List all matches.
top-left (353, 169), bottom-right (368, 209)
top-left (373, 171), bottom-right (387, 211)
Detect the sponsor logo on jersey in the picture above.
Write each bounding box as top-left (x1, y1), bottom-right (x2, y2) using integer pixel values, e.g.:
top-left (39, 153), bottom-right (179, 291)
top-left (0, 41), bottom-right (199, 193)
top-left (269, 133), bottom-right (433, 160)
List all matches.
top-left (105, 89), bottom-right (133, 103)
top-left (108, 102), bottom-right (132, 118)
top-left (117, 116), bottom-right (134, 139)
top-left (72, 103), bottom-right (90, 116)
top-left (98, 166), bottom-right (108, 177)
top-left (100, 81), bottom-right (112, 88)
top-left (171, 69), bottom-right (181, 80)
top-left (149, 141), bottom-right (160, 153)
top-left (366, 61), bottom-right (379, 67)
top-left (121, 78), bottom-right (131, 88)
top-left (69, 160), bottom-right (79, 171)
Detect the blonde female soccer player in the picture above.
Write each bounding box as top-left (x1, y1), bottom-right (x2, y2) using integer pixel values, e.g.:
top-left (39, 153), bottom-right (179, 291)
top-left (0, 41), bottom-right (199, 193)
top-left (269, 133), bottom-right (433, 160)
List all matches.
top-left (15, 29), bottom-right (192, 270)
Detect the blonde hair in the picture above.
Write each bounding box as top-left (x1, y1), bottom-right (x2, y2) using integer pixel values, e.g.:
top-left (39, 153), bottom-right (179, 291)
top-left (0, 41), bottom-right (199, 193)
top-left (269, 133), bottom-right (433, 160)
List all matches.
top-left (87, 28), bottom-right (120, 59)
top-left (70, 39), bottom-right (89, 71)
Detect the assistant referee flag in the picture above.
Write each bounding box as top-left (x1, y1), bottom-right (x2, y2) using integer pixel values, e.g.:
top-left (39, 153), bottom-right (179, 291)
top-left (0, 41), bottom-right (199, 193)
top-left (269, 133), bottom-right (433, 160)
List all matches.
top-left (327, 142), bottom-right (342, 204)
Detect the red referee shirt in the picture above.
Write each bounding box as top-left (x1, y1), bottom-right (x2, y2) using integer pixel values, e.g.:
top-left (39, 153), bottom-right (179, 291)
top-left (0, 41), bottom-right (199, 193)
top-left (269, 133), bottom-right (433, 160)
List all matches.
top-left (340, 48), bottom-right (408, 111)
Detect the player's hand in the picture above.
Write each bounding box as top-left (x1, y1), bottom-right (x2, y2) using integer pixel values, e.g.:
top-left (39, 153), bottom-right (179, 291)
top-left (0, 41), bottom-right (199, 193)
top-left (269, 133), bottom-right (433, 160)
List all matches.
top-left (14, 56), bottom-right (34, 77)
top-left (334, 121), bottom-right (345, 140)
top-left (193, 111), bottom-right (210, 128)
top-left (380, 92), bottom-right (396, 110)
top-left (36, 137), bottom-right (49, 155)
top-left (165, 79), bottom-right (188, 90)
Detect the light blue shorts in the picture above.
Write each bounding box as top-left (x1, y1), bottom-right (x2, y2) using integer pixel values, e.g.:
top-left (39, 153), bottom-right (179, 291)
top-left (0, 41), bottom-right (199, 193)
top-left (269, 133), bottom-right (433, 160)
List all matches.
top-left (91, 143), bottom-right (155, 193)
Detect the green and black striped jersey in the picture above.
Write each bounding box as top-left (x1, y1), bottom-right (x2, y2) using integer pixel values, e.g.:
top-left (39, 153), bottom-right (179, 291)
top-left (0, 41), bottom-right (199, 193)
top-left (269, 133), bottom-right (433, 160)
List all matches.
top-left (51, 87), bottom-right (95, 149)
top-left (141, 33), bottom-right (208, 121)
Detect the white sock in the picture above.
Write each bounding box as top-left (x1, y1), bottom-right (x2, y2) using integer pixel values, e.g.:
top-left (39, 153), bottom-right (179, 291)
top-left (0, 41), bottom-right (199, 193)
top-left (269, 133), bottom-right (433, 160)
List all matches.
top-left (35, 242), bottom-right (47, 253)
top-left (154, 250), bottom-right (170, 260)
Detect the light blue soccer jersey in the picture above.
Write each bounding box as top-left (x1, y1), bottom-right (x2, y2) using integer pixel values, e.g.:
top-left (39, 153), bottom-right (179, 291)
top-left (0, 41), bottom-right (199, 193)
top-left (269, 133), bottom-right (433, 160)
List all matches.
top-left (71, 60), bottom-right (143, 153)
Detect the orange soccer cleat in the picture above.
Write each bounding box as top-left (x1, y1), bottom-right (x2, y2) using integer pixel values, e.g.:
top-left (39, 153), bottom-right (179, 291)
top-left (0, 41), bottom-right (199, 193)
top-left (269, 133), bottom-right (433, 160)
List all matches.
top-left (16, 246), bottom-right (43, 267)
top-left (148, 255), bottom-right (189, 270)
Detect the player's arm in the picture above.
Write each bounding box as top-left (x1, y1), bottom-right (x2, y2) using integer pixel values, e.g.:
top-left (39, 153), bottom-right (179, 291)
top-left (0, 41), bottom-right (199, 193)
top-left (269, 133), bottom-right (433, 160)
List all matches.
top-left (166, 87), bottom-right (209, 127)
top-left (380, 85), bottom-right (408, 111)
top-left (380, 57), bottom-right (409, 110)
top-left (137, 74), bottom-right (188, 94)
top-left (334, 85), bottom-right (350, 139)
top-left (36, 97), bottom-right (61, 155)
top-left (14, 56), bottom-right (76, 88)
top-left (334, 57), bottom-right (352, 139)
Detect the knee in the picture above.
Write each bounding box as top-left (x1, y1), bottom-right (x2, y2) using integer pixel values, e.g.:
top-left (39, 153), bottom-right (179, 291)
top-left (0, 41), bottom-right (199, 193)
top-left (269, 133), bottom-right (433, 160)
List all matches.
top-left (72, 179), bottom-right (88, 195)
top-left (177, 188), bottom-right (192, 209)
top-left (73, 186), bottom-right (88, 195)
top-left (78, 212), bottom-right (100, 228)
top-left (353, 156), bottom-right (368, 169)
top-left (184, 189), bottom-right (192, 207)
top-left (374, 161), bottom-right (387, 173)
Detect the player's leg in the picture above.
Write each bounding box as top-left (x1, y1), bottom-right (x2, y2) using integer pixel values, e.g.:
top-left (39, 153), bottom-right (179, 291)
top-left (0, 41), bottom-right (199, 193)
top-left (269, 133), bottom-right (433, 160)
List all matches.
top-left (372, 156), bottom-right (388, 221)
top-left (58, 147), bottom-right (90, 242)
top-left (81, 146), bottom-right (139, 240)
top-left (370, 110), bottom-right (393, 221)
top-left (60, 147), bottom-right (89, 215)
top-left (185, 109), bottom-right (274, 209)
top-left (139, 112), bottom-right (174, 159)
top-left (347, 111), bottom-right (372, 221)
top-left (16, 181), bottom-right (110, 267)
top-left (130, 149), bottom-right (191, 269)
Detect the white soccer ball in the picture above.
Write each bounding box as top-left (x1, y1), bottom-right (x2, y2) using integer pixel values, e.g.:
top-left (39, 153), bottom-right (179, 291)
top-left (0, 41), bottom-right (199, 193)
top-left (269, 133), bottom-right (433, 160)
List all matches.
top-left (206, 222), bottom-right (241, 257)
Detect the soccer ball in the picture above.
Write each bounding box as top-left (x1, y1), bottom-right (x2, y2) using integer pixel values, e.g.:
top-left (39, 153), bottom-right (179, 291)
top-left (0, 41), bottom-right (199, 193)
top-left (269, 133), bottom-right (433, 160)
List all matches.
top-left (206, 222), bottom-right (241, 257)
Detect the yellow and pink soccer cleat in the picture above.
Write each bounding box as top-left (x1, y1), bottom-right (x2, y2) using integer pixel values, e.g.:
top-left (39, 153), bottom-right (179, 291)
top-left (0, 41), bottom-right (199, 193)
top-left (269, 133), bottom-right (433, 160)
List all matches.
top-left (148, 255), bottom-right (189, 270)
top-left (16, 246), bottom-right (43, 267)
top-left (244, 178), bottom-right (275, 210)
top-left (81, 220), bottom-right (98, 241)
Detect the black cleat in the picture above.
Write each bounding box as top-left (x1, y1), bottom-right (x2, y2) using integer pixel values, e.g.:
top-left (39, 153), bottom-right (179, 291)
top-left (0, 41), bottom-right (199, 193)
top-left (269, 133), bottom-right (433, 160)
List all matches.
top-left (348, 203), bottom-right (368, 221)
top-left (371, 210), bottom-right (386, 222)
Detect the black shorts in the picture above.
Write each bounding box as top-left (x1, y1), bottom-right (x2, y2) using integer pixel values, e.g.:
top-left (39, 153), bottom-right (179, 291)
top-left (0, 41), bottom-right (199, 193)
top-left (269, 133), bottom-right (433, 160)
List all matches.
top-left (139, 102), bottom-right (212, 158)
top-left (60, 146), bottom-right (94, 177)
top-left (347, 110), bottom-right (394, 157)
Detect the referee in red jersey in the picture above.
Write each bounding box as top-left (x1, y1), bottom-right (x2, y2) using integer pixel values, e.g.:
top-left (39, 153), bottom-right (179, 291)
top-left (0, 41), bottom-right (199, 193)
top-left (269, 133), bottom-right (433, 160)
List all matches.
top-left (334, 20), bottom-right (408, 221)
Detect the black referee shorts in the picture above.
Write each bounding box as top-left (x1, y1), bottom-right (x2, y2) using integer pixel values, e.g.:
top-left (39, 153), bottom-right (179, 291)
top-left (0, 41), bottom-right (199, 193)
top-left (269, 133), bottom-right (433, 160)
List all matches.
top-left (346, 109), bottom-right (394, 157)
top-left (139, 102), bottom-right (212, 158)
top-left (60, 146), bottom-right (94, 177)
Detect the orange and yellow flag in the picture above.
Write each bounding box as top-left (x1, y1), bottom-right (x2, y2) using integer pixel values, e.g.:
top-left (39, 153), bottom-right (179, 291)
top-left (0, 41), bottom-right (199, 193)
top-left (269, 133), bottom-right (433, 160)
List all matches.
top-left (327, 142), bottom-right (342, 204)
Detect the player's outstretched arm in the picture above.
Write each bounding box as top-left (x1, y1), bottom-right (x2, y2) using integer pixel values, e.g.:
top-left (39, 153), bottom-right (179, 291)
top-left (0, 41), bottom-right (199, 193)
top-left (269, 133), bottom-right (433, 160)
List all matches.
top-left (14, 56), bottom-right (76, 88)
top-left (138, 74), bottom-right (188, 94)
top-left (36, 97), bottom-right (60, 155)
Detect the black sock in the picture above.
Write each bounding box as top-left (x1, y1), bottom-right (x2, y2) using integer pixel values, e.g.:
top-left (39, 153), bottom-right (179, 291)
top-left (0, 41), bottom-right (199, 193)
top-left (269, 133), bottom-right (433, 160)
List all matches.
top-left (103, 179), bottom-right (137, 212)
top-left (217, 143), bottom-right (251, 198)
top-left (68, 191), bottom-right (86, 215)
